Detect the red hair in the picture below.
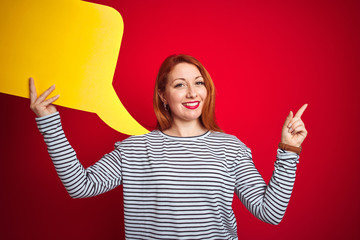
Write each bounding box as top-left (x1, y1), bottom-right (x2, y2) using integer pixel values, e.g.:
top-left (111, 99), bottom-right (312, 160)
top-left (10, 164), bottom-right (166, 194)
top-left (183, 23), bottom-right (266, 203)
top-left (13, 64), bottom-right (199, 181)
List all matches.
top-left (153, 54), bottom-right (222, 132)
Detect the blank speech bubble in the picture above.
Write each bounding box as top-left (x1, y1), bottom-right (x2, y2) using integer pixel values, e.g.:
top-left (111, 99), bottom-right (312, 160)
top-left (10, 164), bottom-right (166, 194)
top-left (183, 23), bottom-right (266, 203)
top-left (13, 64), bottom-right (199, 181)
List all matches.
top-left (0, 0), bottom-right (149, 135)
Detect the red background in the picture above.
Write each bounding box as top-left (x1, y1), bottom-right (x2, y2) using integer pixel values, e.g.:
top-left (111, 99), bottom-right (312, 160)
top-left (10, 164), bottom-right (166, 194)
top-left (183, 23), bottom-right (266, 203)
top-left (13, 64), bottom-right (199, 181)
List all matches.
top-left (1, 0), bottom-right (360, 239)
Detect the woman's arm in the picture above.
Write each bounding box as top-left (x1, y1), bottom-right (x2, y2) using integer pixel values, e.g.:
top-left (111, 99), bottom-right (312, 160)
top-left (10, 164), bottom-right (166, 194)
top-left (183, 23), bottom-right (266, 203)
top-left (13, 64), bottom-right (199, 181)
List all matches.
top-left (234, 147), bottom-right (299, 225)
top-left (234, 104), bottom-right (308, 224)
top-left (30, 78), bottom-right (122, 198)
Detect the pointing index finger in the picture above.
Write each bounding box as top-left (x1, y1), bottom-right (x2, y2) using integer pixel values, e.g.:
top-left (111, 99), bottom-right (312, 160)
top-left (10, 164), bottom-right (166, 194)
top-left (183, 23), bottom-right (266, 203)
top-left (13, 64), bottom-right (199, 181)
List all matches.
top-left (29, 77), bottom-right (37, 104)
top-left (294, 104), bottom-right (308, 118)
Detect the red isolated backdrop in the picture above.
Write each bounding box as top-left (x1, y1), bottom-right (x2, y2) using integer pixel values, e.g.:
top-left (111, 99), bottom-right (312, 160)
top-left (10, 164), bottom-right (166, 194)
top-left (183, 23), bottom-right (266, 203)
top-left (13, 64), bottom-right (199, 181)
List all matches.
top-left (1, 0), bottom-right (359, 239)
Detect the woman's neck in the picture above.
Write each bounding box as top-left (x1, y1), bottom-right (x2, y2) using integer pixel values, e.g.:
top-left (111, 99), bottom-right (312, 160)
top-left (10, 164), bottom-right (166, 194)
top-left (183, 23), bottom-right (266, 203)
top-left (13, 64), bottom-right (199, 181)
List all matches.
top-left (162, 119), bottom-right (207, 137)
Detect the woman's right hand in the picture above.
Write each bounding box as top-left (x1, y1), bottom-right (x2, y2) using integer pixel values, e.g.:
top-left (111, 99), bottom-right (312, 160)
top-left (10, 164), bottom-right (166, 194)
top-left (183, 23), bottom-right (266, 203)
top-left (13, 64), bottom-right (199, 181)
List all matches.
top-left (29, 77), bottom-right (60, 117)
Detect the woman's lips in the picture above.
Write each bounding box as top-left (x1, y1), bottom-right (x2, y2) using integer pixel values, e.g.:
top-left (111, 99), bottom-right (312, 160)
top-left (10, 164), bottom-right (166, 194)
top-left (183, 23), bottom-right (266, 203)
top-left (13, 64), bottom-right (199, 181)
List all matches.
top-left (182, 101), bottom-right (200, 109)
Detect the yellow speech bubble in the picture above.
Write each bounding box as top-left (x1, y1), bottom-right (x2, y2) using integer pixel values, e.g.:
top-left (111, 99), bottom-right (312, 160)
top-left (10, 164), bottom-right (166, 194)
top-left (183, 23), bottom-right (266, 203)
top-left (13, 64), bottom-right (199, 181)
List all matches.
top-left (0, 0), bottom-right (149, 135)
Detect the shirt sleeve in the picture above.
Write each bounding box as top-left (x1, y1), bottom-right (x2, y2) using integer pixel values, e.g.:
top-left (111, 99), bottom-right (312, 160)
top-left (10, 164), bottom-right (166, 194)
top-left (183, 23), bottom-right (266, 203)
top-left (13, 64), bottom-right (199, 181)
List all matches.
top-left (234, 145), bottom-right (299, 225)
top-left (36, 112), bottom-right (123, 199)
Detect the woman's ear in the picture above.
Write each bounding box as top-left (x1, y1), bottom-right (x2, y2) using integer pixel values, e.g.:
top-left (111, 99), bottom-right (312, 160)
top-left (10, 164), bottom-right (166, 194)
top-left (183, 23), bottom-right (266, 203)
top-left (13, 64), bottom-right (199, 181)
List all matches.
top-left (158, 90), bottom-right (167, 104)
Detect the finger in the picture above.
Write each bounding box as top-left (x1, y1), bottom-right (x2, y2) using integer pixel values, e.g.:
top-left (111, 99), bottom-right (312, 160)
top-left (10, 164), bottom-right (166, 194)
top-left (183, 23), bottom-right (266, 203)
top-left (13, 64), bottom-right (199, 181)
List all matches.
top-left (35, 84), bottom-right (56, 104)
top-left (289, 119), bottom-right (304, 133)
top-left (291, 124), bottom-right (307, 136)
top-left (294, 103), bottom-right (308, 118)
top-left (283, 111), bottom-right (293, 128)
top-left (288, 116), bottom-right (299, 128)
top-left (29, 77), bottom-right (38, 104)
top-left (42, 94), bottom-right (60, 106)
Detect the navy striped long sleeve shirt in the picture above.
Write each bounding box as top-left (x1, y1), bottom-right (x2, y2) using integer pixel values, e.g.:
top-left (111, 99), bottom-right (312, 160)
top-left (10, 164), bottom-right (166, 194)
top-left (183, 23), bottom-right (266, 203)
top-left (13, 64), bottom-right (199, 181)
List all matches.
top-left (36, 112), bottom-right (299, 240)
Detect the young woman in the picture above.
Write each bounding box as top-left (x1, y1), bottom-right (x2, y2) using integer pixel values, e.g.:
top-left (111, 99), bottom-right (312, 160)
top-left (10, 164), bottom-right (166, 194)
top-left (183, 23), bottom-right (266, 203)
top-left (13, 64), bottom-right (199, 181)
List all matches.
top-left (30, 54), bottom-right (308, 240)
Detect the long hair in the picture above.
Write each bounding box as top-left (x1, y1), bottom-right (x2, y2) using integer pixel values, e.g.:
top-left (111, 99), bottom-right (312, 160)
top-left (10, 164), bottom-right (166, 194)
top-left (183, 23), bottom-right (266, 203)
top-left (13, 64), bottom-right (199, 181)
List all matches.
top-left (153, 54), bottom-right (222, 132)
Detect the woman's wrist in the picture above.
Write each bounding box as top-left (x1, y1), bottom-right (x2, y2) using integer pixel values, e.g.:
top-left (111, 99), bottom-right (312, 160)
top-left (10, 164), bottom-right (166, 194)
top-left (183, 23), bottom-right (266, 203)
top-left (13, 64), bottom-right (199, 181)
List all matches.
top-left (35, 111), bottom-right (59, 120)
top-left (278, 142), bottom-right (302, 155)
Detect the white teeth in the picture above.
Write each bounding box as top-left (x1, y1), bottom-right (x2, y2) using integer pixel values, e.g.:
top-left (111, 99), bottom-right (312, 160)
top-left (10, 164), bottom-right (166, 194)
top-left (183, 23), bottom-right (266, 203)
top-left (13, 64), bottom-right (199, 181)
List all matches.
top-left (183, 102), bottom-right (199, 106)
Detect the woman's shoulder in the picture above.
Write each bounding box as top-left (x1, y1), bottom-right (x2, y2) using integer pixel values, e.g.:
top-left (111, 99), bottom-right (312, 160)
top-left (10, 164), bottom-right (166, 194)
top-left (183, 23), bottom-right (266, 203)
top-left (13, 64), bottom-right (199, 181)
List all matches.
top-left (209, 131), bottom-right (252, 159)
top-left (208, 131), bottom-right (249, 149)
top-left (114, 130), bottom-right (161, 149)
top-left (208, 131), bottom-right (244, 143)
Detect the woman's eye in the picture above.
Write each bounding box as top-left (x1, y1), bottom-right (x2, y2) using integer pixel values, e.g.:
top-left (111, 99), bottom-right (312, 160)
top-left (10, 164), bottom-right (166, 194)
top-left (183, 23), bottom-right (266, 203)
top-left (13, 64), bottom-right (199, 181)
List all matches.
top-left (174, 83), bottom-right (184, 88)
top-left (196, 81), bottom-right (205, 86)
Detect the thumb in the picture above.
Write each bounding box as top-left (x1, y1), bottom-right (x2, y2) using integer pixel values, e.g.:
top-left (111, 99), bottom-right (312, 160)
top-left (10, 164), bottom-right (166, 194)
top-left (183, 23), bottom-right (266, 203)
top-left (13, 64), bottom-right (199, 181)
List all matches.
top-left (283, 111), bottom-right (293, 127)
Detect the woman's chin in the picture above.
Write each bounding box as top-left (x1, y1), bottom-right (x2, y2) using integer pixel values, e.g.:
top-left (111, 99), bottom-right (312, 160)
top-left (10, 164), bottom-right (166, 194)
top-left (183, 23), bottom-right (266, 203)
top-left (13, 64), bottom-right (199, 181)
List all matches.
top-left (178, 113), bottom-right (202, 122)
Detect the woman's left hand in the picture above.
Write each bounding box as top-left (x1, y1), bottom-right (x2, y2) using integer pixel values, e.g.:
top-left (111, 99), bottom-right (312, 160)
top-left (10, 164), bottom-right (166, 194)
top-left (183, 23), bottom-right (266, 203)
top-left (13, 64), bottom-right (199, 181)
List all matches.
top-left (281, 104), bottom-right (308, 147)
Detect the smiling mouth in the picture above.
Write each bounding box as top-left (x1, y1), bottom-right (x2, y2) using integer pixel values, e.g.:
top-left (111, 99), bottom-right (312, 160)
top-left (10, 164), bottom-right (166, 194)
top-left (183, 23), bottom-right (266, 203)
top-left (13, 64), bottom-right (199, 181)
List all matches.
top-left (182, 101), bottom-right (200, 109)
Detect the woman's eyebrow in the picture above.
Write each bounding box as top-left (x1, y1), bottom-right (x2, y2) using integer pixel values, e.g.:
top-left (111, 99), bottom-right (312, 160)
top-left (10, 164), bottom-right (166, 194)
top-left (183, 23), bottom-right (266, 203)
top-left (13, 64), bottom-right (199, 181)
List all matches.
top-left (172, 76), bottom-right (203, 82)
top-left (172, 78), bottom-right (186, 82)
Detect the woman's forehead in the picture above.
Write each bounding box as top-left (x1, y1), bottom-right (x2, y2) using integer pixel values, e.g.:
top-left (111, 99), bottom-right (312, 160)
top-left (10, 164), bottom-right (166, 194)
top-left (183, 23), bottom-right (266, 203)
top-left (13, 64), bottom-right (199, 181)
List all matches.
top-left (168, 63), bottom-right (201, 80)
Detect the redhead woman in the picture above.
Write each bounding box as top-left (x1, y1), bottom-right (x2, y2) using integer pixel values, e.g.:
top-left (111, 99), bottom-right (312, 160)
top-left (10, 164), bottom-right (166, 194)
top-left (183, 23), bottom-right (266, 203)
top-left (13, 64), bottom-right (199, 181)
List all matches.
top-left (30, 54), bottom-right (308, 240)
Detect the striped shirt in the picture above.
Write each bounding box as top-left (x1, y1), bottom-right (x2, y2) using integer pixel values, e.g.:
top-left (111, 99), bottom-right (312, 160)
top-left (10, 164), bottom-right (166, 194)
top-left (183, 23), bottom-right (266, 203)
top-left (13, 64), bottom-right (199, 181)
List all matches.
top-left (36, 112), bottom-right (299, 240)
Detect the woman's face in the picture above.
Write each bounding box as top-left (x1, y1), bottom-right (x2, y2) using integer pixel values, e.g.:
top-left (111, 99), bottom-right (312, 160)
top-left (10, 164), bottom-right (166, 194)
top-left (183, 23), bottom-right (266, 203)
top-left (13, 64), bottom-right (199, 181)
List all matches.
top-left (160, 62), bottom-right (207, 124)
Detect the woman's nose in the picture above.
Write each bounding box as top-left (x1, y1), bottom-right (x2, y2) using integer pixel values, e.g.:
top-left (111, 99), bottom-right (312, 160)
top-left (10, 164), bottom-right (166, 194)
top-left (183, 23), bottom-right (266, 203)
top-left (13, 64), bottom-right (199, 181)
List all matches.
top-left (186, 85), bottom-right (197, 98)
